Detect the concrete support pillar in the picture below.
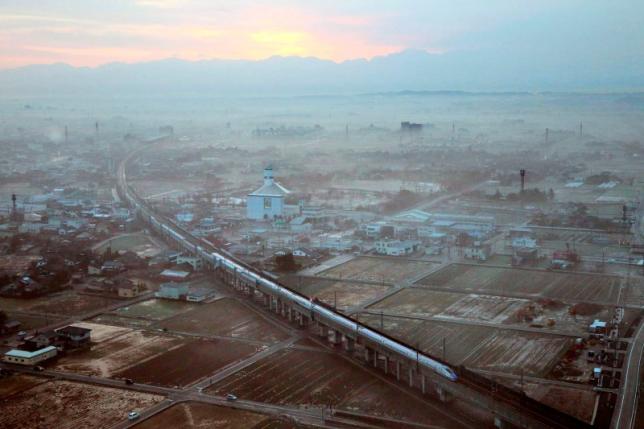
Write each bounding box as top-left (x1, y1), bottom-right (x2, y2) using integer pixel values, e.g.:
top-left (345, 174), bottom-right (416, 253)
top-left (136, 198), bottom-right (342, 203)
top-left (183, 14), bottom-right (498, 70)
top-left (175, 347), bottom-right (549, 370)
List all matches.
top-left (373, 351), bottom-right (378, 368)
top-left (383, 356), bottom-right (388, 374)
top-left (437, 387), bottom-right (451, 403)
top-left (364, 347), bottom-right (373, 363)
top-left (345, 337), bottom-right (355, 352)
top-left (318, 323), bottom-right (328, 338)
top-left (298, 315), bottom-right (307, 328)
top-left (287, 307), bottom-right (293, 322)
top-left (421, 374), bottom-right (426, 394)
top-left (331, 330), bottom-right (341, 345)
top-left (396, 361), bottom-right (401, 381)
top-left (408, 368), bottom-right (414, 387)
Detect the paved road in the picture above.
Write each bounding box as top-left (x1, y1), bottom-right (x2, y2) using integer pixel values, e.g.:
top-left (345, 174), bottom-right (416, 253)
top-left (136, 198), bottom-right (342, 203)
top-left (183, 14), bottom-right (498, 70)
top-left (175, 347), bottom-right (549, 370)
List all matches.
top-left (611, 319), bottom-right (644, 429)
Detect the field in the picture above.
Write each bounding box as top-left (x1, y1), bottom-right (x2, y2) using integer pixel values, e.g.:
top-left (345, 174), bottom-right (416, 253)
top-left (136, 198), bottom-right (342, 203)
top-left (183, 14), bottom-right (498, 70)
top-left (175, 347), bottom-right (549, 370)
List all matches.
top-left (117, 338), bottom-right (261, 387)
top-left (53, 326), bottom-right (185, 377)
top-left (357, 313), bottom-right (491, 364)
top-left (283, 276), bottom-right (391, 309)
top-left (90, 313), bottom-right (153, 329)
top-left (318, 256), bottom-right (436, 284)
top-left (463, 332), bottom-right (571, 376)
top-left (115, 298), bottom-right (198, 321)
top-left (134, 402), bottom-right (306, 428)
top-left (357, 314), bottom-right (572, 377)
top-left (523, 383), bottom-right (597, 424)
top-left (0, 291), bottom-right (119, 316)
top-left (2, 312), bottom-right (63, 331)
top-left (207, 348), bottom-right (468, 428)
top-left (0, 378), bottom-right (162, 429)
top-left (436, 294), bottom-right (529, 323)
top-left (93, 232), bottom-right (162, 258)
top-left (158, 298), bottom-right (289, 343)
top-left (418, 264), bottom-right (622, 304)
top-left (368, 288), bottom-right (525, 322)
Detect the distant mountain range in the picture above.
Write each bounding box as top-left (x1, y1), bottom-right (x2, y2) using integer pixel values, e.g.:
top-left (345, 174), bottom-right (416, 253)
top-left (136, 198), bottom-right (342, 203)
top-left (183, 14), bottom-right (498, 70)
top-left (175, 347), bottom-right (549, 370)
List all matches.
top-left (1, 50), bottom-right (643, 96)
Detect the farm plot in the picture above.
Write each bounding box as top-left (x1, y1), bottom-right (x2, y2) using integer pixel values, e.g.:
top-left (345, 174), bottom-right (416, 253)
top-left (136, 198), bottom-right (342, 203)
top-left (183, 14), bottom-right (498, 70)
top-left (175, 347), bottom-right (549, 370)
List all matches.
top-left (89, 313), bottom-right (153, 329)
top-left (523, 383), bottom-right (597, 424)
top-left (3, 311), bottom-right (63, 330)
top-left (159, 298), bottom-right (289, 343)
top-left (284, 276), bottom-right (391, 309)
top-left (357, 313), bottom-right (495, 365)
top-left (0, 379), bottom-right (162, 429)
top-left (134, 402), bottom-right (306, 429)
top-left (418, 264), bottom-right (621, 304)
top-left (93, 232), bottom-right (161, 257)
top-left (115, 298), bottom-right (198, 321)
top-left (463, 331), bottom-right (572, 377)
top-left (117, 338), bottom-right (261, 387)
top-left (436, 294), bottom-right (529, 324)
top-left (368, 288), bottom-right (469, 318)
top-left (319, 256), bottom-right (435, 284)
top-left (207, 348), bottom-right (467, 428)
top-left (1, 291), bottom-right (119, 316)
top-left (53, 328), bottom-right (185, 377)
top-left (0, 374), bottom-right (45, 399)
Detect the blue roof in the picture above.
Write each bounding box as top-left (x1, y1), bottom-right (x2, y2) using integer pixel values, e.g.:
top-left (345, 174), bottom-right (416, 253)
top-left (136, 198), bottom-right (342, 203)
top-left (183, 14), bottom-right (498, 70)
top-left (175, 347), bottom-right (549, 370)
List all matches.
top-left (5, 346), bottom-right (56, 359)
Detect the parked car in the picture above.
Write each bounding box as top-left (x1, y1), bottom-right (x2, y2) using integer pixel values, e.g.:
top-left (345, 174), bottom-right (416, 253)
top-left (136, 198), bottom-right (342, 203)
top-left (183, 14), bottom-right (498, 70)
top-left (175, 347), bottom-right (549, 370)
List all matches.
top-left (127, 412), bottom-right (140, 421)
top-left (124, 378), bottom-right (134, 385)
top-left (226, 393), bottom-right (238, 401)
top-left (33, 366), bottom-right (44, 372)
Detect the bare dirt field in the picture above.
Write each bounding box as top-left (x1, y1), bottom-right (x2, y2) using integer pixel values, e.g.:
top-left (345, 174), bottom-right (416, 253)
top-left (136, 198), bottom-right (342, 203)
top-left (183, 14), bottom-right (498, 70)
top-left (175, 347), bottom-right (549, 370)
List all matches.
top-left (523, 383), bottom-right (597, 424)
top-left (54, 328), bottom-right (185, 377)
top-left (436, 294), bottom-right (529, 323)
top-left (3, 311), bottom-right (63, 331)
top-left (134, 402), bottom-right (305, 428)
top-left (0, 379), bottom-right (162, 429)
top-left (357, 313), bottom-right (492, 364)
top-left (319, 256), bottom-right (436, 284)
top-left (418, 264), bottom-right (621, 304)
top-left (283, 276), bottom-right (391, 309)
top-left (117, 338), bottom-right (261, 387)
top-left (1, 291), bottom-right (119, 316)
top-left (207, 348), bottom-right (468, 428)
top-left (158, 298), bottom-right (289, 343)
top-left (463, 332), bottom-right (572, 376)
top-left (89, 313), bottom-right (153, 329)
top-left (93, 232), bottom-right (162, 258)
top-left (0, 374), bottom-right (45, 399)
top-left (115, 298), bottom-right (198, 321)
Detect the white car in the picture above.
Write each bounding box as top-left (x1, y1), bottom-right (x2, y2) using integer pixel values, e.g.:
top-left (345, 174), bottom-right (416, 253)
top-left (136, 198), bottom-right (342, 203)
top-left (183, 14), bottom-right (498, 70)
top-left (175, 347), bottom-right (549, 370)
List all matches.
top-left (127, 411), bottom-right (140, 421)
top-left (226, 393), bottom-right (237, 401)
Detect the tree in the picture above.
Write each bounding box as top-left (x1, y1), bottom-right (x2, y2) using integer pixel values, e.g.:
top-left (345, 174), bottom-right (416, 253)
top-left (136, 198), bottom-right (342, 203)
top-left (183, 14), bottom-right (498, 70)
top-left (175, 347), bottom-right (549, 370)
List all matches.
top-left (275, 253), bottom-right (299, 272)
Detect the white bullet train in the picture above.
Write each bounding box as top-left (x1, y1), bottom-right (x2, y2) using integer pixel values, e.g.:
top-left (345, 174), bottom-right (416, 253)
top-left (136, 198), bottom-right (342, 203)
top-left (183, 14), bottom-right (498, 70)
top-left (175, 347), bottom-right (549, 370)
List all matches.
top-left (122, 182), bottom-right (458, 382)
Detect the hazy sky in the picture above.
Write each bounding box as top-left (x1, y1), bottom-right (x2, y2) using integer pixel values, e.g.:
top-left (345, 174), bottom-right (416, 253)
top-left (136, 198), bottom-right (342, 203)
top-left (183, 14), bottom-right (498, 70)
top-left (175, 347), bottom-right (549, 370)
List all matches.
top-left (0, 0), bottom-right (642, 70)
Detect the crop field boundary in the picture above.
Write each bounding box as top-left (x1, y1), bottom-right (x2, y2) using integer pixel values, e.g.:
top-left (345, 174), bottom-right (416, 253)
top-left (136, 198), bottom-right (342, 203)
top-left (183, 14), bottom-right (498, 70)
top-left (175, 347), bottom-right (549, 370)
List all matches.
top-left (422, 262), bottom-right (627, 282)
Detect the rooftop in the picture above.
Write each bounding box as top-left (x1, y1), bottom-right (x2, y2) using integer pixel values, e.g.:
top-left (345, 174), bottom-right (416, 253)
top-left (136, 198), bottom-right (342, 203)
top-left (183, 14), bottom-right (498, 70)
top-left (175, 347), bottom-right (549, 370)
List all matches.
top-left (5, 345), bottom-right (57, 359)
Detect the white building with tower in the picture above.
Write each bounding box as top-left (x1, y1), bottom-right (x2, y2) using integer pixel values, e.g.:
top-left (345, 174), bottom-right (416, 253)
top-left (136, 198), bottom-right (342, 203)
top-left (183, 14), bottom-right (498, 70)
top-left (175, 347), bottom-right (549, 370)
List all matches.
top-left (247, 166), bottom-right (290, 220)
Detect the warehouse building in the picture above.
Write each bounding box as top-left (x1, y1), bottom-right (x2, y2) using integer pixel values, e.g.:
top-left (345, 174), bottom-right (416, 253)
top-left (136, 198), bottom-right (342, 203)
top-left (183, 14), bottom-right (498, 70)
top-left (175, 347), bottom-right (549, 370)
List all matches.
top-left (3, 346), bottom-right (57, 366)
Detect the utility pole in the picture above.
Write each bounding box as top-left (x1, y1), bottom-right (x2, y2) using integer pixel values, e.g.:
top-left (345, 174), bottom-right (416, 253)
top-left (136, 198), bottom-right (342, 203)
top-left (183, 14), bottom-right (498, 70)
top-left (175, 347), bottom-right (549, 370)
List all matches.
top-left (442, 337), bottom-right (446, 361)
